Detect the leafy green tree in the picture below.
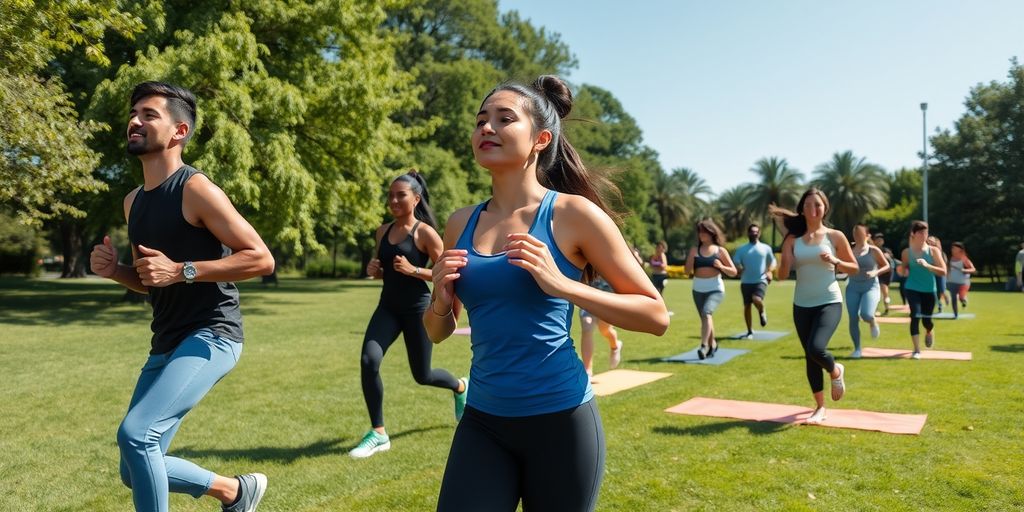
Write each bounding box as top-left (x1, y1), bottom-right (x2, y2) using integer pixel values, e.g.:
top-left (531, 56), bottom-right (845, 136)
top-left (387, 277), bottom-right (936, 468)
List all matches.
top-left (747, 156), bottom-right (805, 248)
top-left (930, 59), bottom-right (1024, 277)
top-left (812, 150), bottom-right (889, 235)
top-left (716, 184), bottom-right (756, 240)
top-left (649, 167), bottom-right (711, 244)
top-left (865, 167), bottom-right (922, 246)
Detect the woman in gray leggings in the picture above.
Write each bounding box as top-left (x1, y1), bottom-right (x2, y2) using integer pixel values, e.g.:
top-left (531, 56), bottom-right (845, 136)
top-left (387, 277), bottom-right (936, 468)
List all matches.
top-left (686, 219), bottom-right (737, 359)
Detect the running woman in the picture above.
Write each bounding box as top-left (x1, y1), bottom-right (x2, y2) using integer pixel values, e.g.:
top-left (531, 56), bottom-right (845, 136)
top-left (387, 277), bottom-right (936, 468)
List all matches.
top-left (872, 232), bottom-right (895, 315)
top-left (350, 171), bottom-right (468, 459)
top-left (425, 75), bottom-right (668, 511)
top-left (686, 219), bottom-right (737, 358)
top-left (845, 224), bottom-right (890, 358)
top-left (578, 274), bottom-right (624, 377)
top-left (649, 241), bottom-right (669, 295)
top-left (927, 236), bottom-right (951, 312)
top-left (898, 221), bottom-right (947, 359)
top-left (947, 241), bottom-right (976, 319)
top-left (733, 223), bottom-right (776, 338)
top-left (89, 82), bottom-right (273, 512)
top-left (772, 188), bottom-right (857, 424)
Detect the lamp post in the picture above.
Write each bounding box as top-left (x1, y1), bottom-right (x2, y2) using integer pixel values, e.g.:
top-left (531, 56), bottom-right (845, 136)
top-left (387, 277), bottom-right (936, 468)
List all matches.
top-left (920, 102), bottom-right (928, 224)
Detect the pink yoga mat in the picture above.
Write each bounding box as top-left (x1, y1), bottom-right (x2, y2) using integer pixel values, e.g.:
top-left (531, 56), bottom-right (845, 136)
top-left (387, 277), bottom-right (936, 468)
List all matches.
top-left (665, 397), bottom-right (927, 435)
top-left (453, 327), bottom-right (471, 336)
top-left (860, 347), bottom-right (972, 360)
top-left (590, 369), bottom-right (672, 396)
top-left (875, 316), bottom-right (910, 324)
top-left (889, 304), bottom-right (910, 312)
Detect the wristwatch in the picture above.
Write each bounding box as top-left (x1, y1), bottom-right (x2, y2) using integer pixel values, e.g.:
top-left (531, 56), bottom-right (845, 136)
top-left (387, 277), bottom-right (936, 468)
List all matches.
top-left (182, 261), bottom-right (197, 284)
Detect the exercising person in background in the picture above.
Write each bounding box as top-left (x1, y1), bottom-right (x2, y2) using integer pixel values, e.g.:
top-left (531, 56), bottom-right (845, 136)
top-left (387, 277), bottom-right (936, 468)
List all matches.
top-left (686, 219), bottom-right (737, 359)
top-left (946, 242), bottom-right (976, 319)
top-left (649, 241), bottom-right (669, 296)
top-left (927, 236), bottom-right (950, 313)
top-left (845, 225), bottom-right (890, 358)
top-left (872, 233), bottom-right (895, 315)
top-left (898, 221), bottom-right (947, 359)
top-left (1015, 242), bottom-right (1024, 292)
top-left (578, 274), bottom-right (624, 378)
top-left (733, 223), bottom-right (776, 338)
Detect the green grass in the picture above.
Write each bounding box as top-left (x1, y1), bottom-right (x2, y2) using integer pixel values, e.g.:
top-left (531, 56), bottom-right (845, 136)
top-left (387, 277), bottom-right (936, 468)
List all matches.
top-left (1, 276), bottom-right (1022, 511)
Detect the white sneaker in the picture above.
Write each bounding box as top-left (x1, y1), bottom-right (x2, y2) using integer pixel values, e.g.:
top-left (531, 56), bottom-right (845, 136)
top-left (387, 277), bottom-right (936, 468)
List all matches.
top-left (349, 430), bottom-right (390, 459)
top-left (911, 351), bottom-right (922, 360)
top-left (608, 340), bottom-right (622, 370)
top-left (830, 363), bottom-right (846, 401)
top-left (870, 321), bottom-right (880, 339)
top-left (805, 407), bottom-right (827, 424)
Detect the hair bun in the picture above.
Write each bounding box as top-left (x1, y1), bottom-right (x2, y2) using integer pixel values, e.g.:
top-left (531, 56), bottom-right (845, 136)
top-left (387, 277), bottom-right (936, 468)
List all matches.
top-left (533, 75), bottom-right (573, 119)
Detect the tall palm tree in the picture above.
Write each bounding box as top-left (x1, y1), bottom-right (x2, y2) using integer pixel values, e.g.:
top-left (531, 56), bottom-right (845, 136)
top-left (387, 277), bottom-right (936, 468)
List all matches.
top-left (748, 156), bottom-right (805, 248)
top-left (648, 167), bottom-right (712, 243)
top-left (716, 184), bottom-right (756, 240)
top-left (812, 150), bottom-right (890, 235)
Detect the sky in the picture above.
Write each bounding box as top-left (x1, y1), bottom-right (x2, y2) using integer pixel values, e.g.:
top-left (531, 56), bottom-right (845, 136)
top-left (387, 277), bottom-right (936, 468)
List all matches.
top-left (498, 0), bottom-right (1024, 194)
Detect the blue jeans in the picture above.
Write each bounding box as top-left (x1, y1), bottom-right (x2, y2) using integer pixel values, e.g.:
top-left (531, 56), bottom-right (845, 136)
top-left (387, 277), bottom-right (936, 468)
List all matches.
top-left (845, 281), bottom-right (880, 350)
top-left (117, 329), bottom-right (241, 512)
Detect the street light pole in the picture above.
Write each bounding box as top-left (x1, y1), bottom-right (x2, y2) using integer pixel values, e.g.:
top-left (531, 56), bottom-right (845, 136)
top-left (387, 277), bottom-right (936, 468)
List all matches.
top-left (920, 102), bottom-right (928, 224)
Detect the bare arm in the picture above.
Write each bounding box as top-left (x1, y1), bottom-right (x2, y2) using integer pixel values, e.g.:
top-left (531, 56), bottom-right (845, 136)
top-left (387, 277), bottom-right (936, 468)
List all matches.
top-left (962, 257), bottom-right (976, 274)
top-left (899, 248), bottom-right (910, 277)
top-left (423, 207), bottom-right (472, 343)
top-left (685, 248), bottom-right (696, 278)
top-left (90, 188), bottom-right (147, 293)
top-left (776, 236), bottom-right (795, 281)
top-left (924, 246), bottom-right (947, 276)
top-left (714, 246), bottom-right (738, 278)
top-left (870, 246), bottom-right (890, 276)
top-left (394, 224), bottom-right (442, 282)
top-left (829, 231), bottom-right (859, 275)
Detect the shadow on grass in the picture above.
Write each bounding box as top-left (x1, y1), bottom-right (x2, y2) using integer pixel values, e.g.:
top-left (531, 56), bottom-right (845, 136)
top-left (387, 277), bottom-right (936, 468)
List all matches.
top-left (173, 424), bottom-right (449, 463)
top-left (653, 420), bottom-right (788, 437)
top-left (990, 343), bottom-right (1024, 353)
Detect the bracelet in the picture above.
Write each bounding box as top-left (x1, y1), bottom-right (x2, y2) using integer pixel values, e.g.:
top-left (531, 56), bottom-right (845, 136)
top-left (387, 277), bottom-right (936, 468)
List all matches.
top-left (414, 267), bottom-right (420, 275)
top-left (431, 300), bottom-right (453, 317)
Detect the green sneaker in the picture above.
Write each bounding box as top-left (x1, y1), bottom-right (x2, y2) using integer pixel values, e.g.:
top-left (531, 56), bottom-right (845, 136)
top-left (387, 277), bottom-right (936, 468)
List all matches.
top-left (454, 377), bottom-right (469, 421)
top-left (348, 430), bottom-right (390, 459)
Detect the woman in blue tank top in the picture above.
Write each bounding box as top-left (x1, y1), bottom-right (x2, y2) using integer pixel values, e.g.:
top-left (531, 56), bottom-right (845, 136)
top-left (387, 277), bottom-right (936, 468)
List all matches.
top-left (772, 188), bottom-right (858, 424)
top-left (898, 221), bottom-right (947, 358)
top-left (424, 75), bottom-right (669, 512)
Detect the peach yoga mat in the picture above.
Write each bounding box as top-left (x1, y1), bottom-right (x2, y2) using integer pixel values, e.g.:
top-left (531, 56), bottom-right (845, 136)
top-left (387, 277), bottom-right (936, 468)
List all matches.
top-left (590, 369), bottom-right (672, 396)
top-left (665, 397), bottom-right (927, 435)
top-left (860, 347), bottom-right (972, 360)
top-left (875, 316), bottom-right (910, 324)
top-left (888, 304), bottom-right (910, 312)
top-left (453, 327), bottom-right (471, 336)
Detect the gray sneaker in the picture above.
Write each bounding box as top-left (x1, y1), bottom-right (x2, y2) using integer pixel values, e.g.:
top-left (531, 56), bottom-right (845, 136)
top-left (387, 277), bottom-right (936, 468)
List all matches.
top-left (223, 473), bottom-right (267, 512)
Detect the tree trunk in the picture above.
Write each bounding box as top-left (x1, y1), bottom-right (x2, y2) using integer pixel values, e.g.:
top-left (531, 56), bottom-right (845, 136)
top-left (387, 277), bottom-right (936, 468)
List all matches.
top-left (60, 218), bottom-right (87, 278)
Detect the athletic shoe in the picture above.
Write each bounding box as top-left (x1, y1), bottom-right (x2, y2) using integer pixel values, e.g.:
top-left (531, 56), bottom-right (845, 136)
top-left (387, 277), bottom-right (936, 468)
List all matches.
top-left (911, 351), bottom-right (922, 360)
top-left (850, 349), bottom-right (862, 359)
top-left (925, 331), bottom-right (934, 348)
top-left (667, 311), bottom-right (675, 317)
top-left (454, 378), bottom-right (469, 421)
top-left (884, 297), bottom-right (891, 305)
top-left (697, 344), bottom-right (707, 360)
top-left (805, 407), bottom-right (827, 424)
top-left (937, 303), bottom-right (943, 313)
top-left (222, 473), bottom-right (267, 512)
top-left (739, 332), bottom-right (754, 340)
top-left (709, 340), bottom-right (719, 358)
top-left (830, 363), bottom-right (845, 401)
top-left (759, 312), bottom-right (768, 327)
top-left (870, 321), bottom-right (880, 339)
top-left (349, 430), bottom-right (390, 459)
top-left (961, 298), bottom-right (968, 308)
top-left (609, 340), bottom-right (623, 370)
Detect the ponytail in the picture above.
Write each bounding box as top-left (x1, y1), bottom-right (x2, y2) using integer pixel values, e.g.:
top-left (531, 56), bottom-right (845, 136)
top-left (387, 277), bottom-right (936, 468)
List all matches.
top-left (768, 187), bottom-right (829, 239)
top-left (393, 170), bottom-right (438, 229)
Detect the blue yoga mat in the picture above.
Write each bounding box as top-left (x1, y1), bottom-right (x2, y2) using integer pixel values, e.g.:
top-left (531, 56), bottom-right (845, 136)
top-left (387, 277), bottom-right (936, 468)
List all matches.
top-left (663, 347), bottom-right (750, 365)
top-left (924, 312), bottom-right (975, 320)
top-left (728, 330), bottom-right (790, 341)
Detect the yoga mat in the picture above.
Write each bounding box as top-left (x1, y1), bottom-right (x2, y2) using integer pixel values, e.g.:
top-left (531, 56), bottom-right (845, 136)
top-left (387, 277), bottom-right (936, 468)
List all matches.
top-left (925, 312), bottom-right (975, 320)
top-left (888, 304), bottom-right (910, 313)
top-left (860, 347), bottom-right (972, 360)
top-left (875, 316), bottom-right (910, 324)
top-left (453, 327), bottom-right (471, 336)
top-left (665, 397), bottom-right (927, 435)
top-left (663, 347), bottom-right (750, 365)
top-left (728, 330), bottom-right (790, 341)
top-left (590, 369), bottom-right (672, 396)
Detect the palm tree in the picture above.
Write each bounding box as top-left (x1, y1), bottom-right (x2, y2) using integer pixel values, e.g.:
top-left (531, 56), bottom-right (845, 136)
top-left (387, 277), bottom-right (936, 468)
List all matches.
top-left (748, 156), bottom-right (805, 248)
top-left (648, 167), bottom-right (712, 243)
top-left (716, 184), bottom-right (756, 240)
top-left (812, 151), bottom-right (890, 235)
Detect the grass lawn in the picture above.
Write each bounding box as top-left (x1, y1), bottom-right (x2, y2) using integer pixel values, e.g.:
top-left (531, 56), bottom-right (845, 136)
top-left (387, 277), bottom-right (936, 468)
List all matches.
top-left (1, 275), bottom-right (1022, 511)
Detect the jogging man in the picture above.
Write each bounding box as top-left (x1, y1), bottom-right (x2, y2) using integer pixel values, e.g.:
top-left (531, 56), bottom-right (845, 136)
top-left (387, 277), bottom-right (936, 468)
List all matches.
top-left (733, 223), bottom-right (776, 338)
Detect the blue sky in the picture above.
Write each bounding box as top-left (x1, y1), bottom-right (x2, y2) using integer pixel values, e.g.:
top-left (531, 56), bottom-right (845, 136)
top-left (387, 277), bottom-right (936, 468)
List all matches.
top-left (498, 0), bottom-right (1024, 194)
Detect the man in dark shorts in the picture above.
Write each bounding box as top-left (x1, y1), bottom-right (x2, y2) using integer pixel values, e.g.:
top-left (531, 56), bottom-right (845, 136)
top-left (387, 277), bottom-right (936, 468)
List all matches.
top-left (733, 224), bottom-right (777, 338)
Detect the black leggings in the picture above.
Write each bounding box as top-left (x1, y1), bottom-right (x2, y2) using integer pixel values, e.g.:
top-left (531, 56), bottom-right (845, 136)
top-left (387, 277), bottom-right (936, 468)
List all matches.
top-left (905, 289), bottom-right (936, 336)
top-left (792, 303), bottom-right (841, 393)
top-left (436, 400), bottom-right (605, 512)
top-left (360, 304), bottom-right (460, 427)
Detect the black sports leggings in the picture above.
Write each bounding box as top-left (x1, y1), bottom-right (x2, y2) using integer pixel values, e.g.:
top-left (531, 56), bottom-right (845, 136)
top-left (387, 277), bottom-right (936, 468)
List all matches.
top-left (792, 303), bottom-right (841, 393)
top-left (360, 304), bottom-right (460, 427)
top-left (905, 289), bottom-right (935, 336)
top-left (436, 400), bottom-right (605, 512)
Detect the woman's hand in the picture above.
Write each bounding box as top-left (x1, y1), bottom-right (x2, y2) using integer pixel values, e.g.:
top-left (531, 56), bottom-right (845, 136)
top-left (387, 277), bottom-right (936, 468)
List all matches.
top-left (432, 249), bottom-right (468, 310)
top-left (505, 233), bottom-right (571, 298)
top-left (366, 258), bottom-right (382, 278)
top-left (393, 254), bottom-right (417, 275)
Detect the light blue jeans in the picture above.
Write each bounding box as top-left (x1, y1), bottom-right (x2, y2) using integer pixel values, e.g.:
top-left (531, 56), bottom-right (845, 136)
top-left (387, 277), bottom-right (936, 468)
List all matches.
top-left (845, 281), bottom-right (880, 350)
top-left (117, 328), bottom-right (241, 512)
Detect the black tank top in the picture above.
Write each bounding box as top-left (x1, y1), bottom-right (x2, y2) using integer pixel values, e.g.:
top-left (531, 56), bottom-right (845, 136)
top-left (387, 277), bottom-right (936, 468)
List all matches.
top-left (378, 221), bottom-right (431, 311)
top-left (127, 166), bottom-right (244, 354)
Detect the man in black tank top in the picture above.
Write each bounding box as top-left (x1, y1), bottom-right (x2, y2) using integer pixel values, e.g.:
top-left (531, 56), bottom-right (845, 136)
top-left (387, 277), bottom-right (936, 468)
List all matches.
top-left (89, 82), bottom-right (274, 512)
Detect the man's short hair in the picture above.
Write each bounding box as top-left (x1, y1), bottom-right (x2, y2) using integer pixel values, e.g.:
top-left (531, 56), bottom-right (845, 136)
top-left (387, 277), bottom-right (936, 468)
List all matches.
top-left (747, 223), bottom-right (760, 232)
top-left (130, 81), bottom-right (197, 145)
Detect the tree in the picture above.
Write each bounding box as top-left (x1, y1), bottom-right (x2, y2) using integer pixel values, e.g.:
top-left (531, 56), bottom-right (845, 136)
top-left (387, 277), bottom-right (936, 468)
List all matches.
top-left (716, 184), bottom-right (756, 240)
top-left (747, 156), bottom-right (805, 248)
top-left (865, 167), bottom-right (922, 246)
top-left (649, 167), bottom-right (710, 244)
top-left (811, 150), bottom-right (889, 235)
top-left (0, 1), bottom-right (141, 228)
top-left (929, 58), bottom-right (1024, 277)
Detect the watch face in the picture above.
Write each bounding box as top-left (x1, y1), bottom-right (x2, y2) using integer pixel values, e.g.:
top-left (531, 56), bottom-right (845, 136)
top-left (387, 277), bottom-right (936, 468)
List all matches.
top-left (184, 265), bottom-right (197, 280)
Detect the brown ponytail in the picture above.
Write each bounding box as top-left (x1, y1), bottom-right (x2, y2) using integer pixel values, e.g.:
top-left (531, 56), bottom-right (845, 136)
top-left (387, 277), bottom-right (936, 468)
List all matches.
top-left (768, 187), bottom-right (830, 239)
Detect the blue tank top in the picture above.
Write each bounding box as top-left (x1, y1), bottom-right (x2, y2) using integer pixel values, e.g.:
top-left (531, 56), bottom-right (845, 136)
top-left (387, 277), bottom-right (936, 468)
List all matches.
top-left (454, 190), bottom-right (591, 417)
